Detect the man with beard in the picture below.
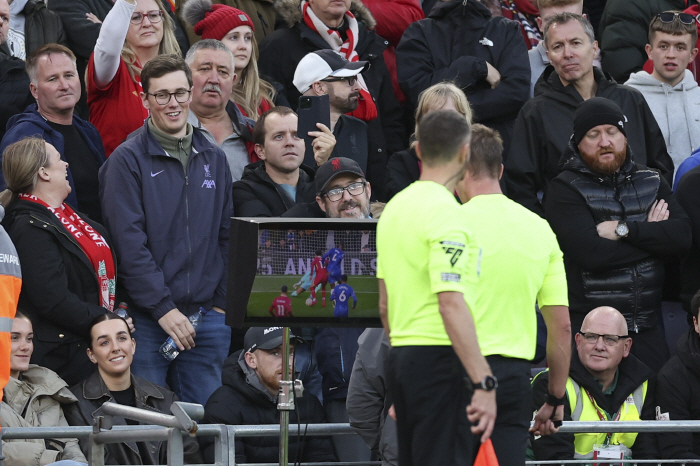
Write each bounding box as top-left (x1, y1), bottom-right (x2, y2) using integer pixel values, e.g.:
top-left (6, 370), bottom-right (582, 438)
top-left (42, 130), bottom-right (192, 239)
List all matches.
top-left (545, 97), bottom-right (691, 374)
top-left (200, 327), bottom-right (336, 464)
top-left (294, 50), bottom-right (370, 172)
top-left (185, 39), bottom-right (255, 182)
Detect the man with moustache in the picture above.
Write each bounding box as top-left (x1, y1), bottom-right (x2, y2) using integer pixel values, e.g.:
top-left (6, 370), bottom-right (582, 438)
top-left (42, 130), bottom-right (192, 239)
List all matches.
top-left (185, 39), bottom-right (255, 182)
top-left (545, 97), bottom-right (691, 373)
top-left (0, 43), bottom-right (105, 222)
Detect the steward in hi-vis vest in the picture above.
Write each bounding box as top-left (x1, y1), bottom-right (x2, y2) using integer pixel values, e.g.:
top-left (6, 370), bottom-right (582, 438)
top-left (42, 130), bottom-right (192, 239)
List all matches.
top-left (0, 204), bottom-right (21, 410)
top-left (530, 306), bottom-right (658, 461)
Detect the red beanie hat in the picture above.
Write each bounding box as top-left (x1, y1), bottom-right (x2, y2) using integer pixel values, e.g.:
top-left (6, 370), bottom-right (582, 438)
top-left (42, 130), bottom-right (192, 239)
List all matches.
top-left (194, 4), bottom-right (254, 40)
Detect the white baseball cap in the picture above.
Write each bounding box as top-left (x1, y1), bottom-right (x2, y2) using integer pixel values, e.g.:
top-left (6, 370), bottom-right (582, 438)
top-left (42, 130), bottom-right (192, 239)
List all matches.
top-left (293, 49), bottom-right (369, 94)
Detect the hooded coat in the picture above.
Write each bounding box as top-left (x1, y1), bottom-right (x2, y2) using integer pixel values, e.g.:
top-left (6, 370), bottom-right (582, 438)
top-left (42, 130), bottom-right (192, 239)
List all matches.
top-left (257, 0), bottom-right (406, 199)
top-left (657, 327), bottom-right (700, 459)
top-left (232, 160), bottom-right (317, 217)
top-left (200, 350), bottom-right (337, 464)
top-left (505, 66), bottom-right (675, 217)
top-left (1, 365), bottom-right (86, 466)
top-left (544, 141), bottom-right (691, 332)
top-left (625, 69), bottom-right (700, 172)
top-left (531, 348), bottom-right (657, 460)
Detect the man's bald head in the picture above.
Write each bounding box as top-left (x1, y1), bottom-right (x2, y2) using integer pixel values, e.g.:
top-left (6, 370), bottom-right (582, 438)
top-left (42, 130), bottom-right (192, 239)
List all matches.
top-left (576, 306), bottom-right (632, 383)
top-left (581, 306), bottom-right (628, 335)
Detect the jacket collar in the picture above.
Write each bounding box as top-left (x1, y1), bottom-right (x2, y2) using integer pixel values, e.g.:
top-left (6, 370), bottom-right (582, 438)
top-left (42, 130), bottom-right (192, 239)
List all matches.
top-left (427, 0), bottom-right (491, 19)
top-left (81, 370), bottom-right (165, 405)
top-left (558, 137), bottom-right (636, 180)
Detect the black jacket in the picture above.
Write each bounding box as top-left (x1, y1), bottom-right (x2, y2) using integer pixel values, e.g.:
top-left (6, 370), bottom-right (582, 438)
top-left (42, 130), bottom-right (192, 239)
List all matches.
top-left (385, 147), bottom-right (419, 200)
top-left (200, 350), bottom-right (337, 464)
top-left (0, 48), bottom-right (33, 140)
top-left (395, 0), bottom-right (530, 157)
top-left (505, 66), bottom-right (675, 217)
top-left (545, 142), bottom-right (692, 331)
top-left (3, 199), bottom-right (113, 386)
top-left (532, 348), bottom-right (657, 460)
top-left (20, 0), bottom-right (67, 56)
top-left (258, 0), bottom-right (406, 200)
top-left (675, 165), bottom-right (700, 314)
top-left (65, 371), bottom-right (201, 465)
top-left (657, 328), bottom-right (700, 459)
top-left (232, 160), bottom-right (316, 217)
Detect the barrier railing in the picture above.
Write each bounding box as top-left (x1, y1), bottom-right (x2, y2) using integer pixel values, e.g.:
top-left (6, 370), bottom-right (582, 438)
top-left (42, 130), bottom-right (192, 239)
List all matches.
top-left (5, 416), bottom-right (700, 466)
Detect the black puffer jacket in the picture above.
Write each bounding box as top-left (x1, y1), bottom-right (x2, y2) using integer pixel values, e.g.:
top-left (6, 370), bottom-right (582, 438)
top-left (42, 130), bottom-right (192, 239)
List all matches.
top-left (20, 0), bottom-right (68, 55)
top-left (385, 147), bottom-right (419, 200)
top-left (0, 48), bottom-right (33, 139)
top-left (505, 66), bottom-right (674, 217)
top-left (258, 0), bottom-right (406, 199)
top-left (545, 142), bottom-right (691, 332)
top-left (657, 328), bottom-right (700, 459)
top-left (395, 0), bottom-right (530, 157)
top-left (532, 348), bottom-right (657, 460)
top-left (200, 350), bottom-right (337, 464)
top-left (232, 161), bottom-right (316, 217)
top-left (65, 371), bottom-right (201, 465)
top-left (3, 199), bottom-right (113, 386)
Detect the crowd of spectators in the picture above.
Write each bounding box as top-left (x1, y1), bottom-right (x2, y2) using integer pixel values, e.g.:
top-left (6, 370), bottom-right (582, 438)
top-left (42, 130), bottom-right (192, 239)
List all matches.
top-left (2, 0), bottom-right (700, 463)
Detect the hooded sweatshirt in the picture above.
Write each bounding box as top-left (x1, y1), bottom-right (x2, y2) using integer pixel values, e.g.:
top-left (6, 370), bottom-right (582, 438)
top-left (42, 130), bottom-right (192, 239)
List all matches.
top-left (626, 69), bottom-right (700, 174)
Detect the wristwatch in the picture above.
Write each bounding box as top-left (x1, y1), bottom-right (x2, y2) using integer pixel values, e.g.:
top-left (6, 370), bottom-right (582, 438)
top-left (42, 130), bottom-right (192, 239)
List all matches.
top-left (615, 221), bottom-right (629, 239)
top-left (545, 392), bottom-right (567, 407)
top-left (473, 375), bottom-right (498, 391)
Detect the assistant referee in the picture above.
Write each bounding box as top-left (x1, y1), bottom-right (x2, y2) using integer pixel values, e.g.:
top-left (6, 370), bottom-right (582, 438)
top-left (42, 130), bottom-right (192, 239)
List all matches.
top-left (377, 111), bottom-right (496, 466)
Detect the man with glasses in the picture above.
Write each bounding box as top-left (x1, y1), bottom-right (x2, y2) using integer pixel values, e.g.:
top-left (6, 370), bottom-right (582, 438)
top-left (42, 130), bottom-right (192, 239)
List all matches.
top-left (99, 54), bottom-right (233, 406)
top-left (626, 11), bottom-right (700, 182)
top-left (294, 50), bottom-right (371, 176)
top-left (531, 306), bottom-right (658, 461)
top-left (545, 97), bottom-right (691, 374)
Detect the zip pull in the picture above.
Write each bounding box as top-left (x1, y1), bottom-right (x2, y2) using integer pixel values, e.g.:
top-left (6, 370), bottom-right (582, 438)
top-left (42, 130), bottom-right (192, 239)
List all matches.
top-left (179, 138), bottom-right (184, 152)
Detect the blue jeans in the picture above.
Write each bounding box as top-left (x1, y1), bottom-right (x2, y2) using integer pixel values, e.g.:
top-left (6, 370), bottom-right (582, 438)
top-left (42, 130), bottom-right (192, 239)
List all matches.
top-left (130, 310), bottom-right (230, 406)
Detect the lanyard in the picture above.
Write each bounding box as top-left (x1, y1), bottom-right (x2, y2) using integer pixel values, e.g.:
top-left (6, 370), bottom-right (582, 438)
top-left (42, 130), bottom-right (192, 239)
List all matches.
top-left (583, 388), bottom-right (621, 444)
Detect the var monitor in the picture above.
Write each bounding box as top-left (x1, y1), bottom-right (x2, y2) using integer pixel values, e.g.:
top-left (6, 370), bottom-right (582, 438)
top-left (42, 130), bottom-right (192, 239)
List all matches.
top-left (227, 218), bottom-right (381, 328)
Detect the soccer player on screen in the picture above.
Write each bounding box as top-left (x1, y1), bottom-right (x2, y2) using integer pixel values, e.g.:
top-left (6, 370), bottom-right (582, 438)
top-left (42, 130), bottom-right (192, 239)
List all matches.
top-left (331, 275), bottom-right (357, 318)
top-left (269, 286), bottom-right (294, 317)
top-left (309, 249), bottom-right (328, 307)
top-left (323, 242), bottom-right (345, 287)
top-left (291, 268), bottom-right (319, 297)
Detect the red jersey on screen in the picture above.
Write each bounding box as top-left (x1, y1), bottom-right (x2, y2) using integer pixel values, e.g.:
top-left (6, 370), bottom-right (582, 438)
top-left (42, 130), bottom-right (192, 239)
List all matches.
top-left (269, 296), bottom-right (293, 317)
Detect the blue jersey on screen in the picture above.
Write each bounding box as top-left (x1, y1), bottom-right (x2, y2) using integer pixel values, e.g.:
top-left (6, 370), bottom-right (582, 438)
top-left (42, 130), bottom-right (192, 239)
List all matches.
top-left (331, 284), bottom-right (357, 318)
top-left (323, 248), bottom-right (344, 283)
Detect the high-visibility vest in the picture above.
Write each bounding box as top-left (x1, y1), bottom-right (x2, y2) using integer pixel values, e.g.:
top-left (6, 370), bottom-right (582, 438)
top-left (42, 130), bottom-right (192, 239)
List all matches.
top-left (0, 206), bottom-right (21, 426)
top-left (566, 377), bottom-right (647, 459)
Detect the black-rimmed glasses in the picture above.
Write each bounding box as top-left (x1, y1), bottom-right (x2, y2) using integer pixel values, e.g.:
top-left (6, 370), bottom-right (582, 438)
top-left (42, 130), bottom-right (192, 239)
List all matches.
top-left (130, 10), bottom-right (164, 25)
top-left (324, 181), bottom-right (367, 202)
top-left (578, 332), bottom-right (630, 346)
top-left (655, 12), bottom-right (698, 25)
top-left (147, 89), bottom-right (191, 106)
top-left (322, 76), bottom-right (358, 86)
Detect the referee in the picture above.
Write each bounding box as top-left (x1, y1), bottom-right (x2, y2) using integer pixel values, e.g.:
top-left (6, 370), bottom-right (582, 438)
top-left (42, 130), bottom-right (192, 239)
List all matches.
top-left (456, 125), bottom-right (571, 466)
top-left (377, 111), bottom-right (496, 466)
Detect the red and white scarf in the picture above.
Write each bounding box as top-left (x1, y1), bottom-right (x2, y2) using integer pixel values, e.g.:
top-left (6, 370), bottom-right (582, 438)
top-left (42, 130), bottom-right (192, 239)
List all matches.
top-left (19, 194), bottom-right (116, 312)
top-left (301, 0), bottom-right (378, 121)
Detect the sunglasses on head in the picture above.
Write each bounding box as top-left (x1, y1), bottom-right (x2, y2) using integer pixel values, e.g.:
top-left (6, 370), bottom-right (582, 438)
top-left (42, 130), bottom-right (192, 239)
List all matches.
top-left (655, 12), bottom-right (698, 25)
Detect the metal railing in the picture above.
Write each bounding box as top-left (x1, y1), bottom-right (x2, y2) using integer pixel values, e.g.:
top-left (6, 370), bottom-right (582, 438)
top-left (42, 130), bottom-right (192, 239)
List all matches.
top-left (5, 409), bottom-right (700, 466)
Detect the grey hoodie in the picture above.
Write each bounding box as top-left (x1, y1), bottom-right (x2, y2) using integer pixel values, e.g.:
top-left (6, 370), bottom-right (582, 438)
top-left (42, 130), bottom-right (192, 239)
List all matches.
top-left (626, 69), bottom-right (700, 174)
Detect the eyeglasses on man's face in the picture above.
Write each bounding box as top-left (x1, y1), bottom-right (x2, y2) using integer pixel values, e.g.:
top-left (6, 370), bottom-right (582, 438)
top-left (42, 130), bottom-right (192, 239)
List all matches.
top-left (578, 331), bottom-right (630, 346)
top-left (147, 89), bottom-right (191, 106)
top-left (324, 181), bottom-right (367, 202)
top-left (655, 12), bottom-right (698, 25)
top-left (322, 76), bottom-right (358, 86)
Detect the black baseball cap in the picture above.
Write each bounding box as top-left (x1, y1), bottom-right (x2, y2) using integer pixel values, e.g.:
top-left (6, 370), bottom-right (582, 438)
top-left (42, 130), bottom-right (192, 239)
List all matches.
top-left (315, 157), bottom-right (366, 195)
top-left (244, 327), bottom-right (304, 353)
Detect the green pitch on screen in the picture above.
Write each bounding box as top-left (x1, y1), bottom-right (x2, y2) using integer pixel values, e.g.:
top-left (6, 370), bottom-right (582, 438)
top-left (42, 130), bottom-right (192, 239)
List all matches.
top-left (248, 275), bottom-right (378, 318)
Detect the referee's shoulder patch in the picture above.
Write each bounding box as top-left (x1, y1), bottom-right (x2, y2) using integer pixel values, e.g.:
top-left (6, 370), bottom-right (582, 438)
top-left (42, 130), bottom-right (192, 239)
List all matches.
top-left (440, 241), bottom-right (465, 266)
top-left (441, 273), bottom-right (461, 283)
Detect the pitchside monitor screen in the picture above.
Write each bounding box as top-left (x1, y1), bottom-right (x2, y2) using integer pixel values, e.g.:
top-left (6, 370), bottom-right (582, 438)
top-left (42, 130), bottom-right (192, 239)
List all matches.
top-left (227, 218), bottom-right (381, 328)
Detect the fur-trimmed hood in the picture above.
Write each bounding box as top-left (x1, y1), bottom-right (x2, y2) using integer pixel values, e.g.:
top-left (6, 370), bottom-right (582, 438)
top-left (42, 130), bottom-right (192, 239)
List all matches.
top-left (274, 0), bottom-right (376, 29)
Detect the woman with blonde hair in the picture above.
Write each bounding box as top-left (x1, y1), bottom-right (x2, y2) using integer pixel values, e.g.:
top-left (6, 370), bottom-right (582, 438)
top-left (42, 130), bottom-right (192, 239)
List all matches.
top-left (0, 137), bottom-right (119, 386)
top-left (385, 82), bottom-right (473, 200)
top-left (88, 0), bottom-right (181, 156)
top-left (183, 0), bottom-right (288, 119)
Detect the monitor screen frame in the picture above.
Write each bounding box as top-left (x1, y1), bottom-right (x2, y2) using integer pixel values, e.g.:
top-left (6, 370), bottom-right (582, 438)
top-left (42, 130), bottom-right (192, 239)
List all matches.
top-left (227, 217), bottom-right (382, 328)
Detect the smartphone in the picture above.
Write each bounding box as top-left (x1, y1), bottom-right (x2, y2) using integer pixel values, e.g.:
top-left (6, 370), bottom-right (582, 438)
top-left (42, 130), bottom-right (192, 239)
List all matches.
top-left (297, 95), bottom-right (331, 167)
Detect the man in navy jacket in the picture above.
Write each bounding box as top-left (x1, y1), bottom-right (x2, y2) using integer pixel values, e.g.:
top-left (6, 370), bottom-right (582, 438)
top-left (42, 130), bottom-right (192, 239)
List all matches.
top-left (99, 54), bottom-right (233, 406)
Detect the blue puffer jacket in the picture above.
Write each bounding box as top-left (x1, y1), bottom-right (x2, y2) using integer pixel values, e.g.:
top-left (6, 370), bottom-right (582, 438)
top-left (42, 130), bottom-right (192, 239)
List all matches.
top-left (98, 120), bottom-right (233, 320)
top-left (0, 104), bottom-right (106, 210)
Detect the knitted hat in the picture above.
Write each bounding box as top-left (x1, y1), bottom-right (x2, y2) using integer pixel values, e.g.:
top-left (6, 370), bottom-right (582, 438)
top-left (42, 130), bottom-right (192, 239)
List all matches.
top-left (183, 0), bottom-right (254, 40)
top-left (573, 97), bottom-right (627, 145)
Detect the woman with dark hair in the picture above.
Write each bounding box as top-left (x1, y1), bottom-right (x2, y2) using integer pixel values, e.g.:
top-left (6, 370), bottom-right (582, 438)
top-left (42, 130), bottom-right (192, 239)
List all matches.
top-left (64, 314), bottom-right (201, 465)
top-left (1, 312), bottom-right (87, 466)
top-left (0, 137), bottom-right (122, 386)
